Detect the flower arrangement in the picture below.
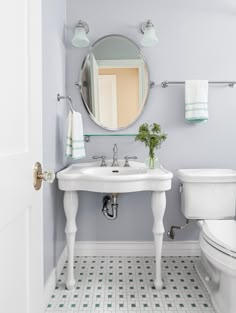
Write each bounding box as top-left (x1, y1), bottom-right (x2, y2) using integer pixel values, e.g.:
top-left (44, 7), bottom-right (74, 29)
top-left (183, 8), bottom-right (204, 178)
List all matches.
top-left (135, 123), bottom-right (167, 169)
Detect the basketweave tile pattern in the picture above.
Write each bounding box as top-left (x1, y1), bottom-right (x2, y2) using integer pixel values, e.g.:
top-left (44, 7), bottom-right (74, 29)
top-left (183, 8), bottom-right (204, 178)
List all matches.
top-left (46, 256), bottom-right (215, 313)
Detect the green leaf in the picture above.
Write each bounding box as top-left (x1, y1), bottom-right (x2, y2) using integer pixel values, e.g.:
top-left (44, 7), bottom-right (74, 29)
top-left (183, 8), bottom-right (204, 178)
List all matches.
top-left (135, 123), bottom-right (167, 157)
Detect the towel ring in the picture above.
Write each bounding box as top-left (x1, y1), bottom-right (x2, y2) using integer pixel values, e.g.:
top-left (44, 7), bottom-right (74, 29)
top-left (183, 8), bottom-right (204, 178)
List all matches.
top-left (57, 94), bottom-right (74, 111)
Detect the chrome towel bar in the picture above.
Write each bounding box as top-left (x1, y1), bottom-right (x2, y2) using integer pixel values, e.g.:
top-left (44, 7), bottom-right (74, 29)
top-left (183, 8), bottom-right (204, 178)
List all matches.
top-left (150, 80), bottom-right (236, 88)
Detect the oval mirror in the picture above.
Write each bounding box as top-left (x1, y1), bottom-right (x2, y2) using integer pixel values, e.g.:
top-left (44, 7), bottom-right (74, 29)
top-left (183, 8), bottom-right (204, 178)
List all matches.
top-left (79, 35), bottom-right (150, 130)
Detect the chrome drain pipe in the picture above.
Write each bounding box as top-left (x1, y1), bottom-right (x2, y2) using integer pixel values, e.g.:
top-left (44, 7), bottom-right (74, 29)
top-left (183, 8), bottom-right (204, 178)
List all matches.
top-left (167, 219), bottom-right (189, 239)
top-left (102, 194), bottom-right (118, 220)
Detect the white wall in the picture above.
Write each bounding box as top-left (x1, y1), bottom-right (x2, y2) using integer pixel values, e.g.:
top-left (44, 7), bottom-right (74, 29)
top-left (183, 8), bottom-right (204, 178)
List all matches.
top-left (42, 0), bottom-right (67, 282)
top-left (65, 0), bottom-right (236, 242)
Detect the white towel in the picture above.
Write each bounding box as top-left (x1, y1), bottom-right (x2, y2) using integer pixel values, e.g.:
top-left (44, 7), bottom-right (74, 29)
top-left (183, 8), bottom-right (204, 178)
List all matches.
top-left (66, 111), bottom-right (86, 159)
top-left (185, 80), bottom-right (208, 123)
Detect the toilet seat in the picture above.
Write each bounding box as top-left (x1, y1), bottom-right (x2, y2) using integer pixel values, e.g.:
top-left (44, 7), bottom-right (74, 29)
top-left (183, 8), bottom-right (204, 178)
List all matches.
top-left (202, 220), bottom-right (236, 258)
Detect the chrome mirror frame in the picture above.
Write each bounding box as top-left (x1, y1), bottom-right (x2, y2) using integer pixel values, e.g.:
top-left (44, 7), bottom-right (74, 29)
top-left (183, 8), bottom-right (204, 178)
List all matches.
top-left (78, 34), bottom-right (150, 131)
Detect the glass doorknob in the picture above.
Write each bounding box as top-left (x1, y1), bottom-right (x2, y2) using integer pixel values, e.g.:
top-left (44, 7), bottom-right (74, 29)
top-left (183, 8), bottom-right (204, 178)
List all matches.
top-left (33, 162), bottom-right (55, 190)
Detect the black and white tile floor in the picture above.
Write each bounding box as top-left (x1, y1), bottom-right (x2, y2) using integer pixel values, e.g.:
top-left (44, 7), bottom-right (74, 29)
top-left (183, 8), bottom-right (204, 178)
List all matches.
top-left (46, 256), bottom-right (215, 313)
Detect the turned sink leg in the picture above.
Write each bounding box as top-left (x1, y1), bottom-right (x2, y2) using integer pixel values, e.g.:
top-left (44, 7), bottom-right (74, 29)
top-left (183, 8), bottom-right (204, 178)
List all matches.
top-left (152, 191), bottom-right (166, 290)
top-left (64, 191), bottom-right (78, 290)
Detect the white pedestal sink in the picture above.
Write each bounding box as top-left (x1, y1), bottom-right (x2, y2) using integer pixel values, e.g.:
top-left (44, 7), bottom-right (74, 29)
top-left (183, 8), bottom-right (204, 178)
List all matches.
top-left (57, 161), bottom-right (173, 290)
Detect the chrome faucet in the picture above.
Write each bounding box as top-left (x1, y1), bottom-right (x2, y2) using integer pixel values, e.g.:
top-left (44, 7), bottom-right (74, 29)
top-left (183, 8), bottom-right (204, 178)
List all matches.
top-left (124, 156), bottom-right (138, 167)
top-left (111, 144), bottom-right (119, 167)
top-left (93, 155), bottom-right (107, 167)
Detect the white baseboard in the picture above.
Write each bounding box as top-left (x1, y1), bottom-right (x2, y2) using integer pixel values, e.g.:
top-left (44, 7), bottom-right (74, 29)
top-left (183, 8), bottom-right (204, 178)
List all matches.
top-left (74, 240), bottom-right (200, 257)
top-left (44, 246), bottom-right (67, 311)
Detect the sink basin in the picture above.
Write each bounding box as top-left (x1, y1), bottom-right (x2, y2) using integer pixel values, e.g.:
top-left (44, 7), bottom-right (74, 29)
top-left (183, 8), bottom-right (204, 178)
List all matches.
top-left (57, 160), bottom-right (173, 193)
top-left (80, 166), bottom-right (147, 176)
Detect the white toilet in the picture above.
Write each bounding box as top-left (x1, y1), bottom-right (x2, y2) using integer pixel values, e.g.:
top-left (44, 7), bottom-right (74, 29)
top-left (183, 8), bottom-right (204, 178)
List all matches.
top-left (178, 169), bottom-right (236, 313)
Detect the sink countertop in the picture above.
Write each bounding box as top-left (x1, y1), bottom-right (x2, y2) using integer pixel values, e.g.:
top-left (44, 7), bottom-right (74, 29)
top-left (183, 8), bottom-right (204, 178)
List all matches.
top-left (57, 161), bottom-right (173, 181)
top-left (57, 161), bottom-right (173, 193)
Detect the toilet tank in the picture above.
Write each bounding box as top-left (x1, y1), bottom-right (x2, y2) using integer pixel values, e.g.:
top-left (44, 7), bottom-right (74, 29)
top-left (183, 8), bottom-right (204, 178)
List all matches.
top-left (178, 169), bottom-right (236, 219)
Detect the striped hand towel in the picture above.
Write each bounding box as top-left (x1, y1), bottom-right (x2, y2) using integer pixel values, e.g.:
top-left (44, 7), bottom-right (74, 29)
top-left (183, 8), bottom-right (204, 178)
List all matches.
top-left (66, 111), bottom-right (86, 159)
top-left (185, 80), bottom-right (208, 123)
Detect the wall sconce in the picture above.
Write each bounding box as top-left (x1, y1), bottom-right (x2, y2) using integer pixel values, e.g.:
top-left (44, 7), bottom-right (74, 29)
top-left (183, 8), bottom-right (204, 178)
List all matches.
top-left (140, 20), bottom-right (158, 47)
top-left (71, 20), bottom-right (90, 48)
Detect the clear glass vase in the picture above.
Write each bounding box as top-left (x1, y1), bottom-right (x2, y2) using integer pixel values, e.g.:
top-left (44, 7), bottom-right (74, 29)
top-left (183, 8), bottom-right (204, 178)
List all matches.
top-left (146, 154), bottom-right (160, 169)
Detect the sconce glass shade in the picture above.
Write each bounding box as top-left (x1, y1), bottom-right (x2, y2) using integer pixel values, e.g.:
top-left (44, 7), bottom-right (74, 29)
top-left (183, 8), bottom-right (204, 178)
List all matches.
top-left (140, 20), bottom-right (158, 47)
top-left (72, 23), bottom-right (90, 48)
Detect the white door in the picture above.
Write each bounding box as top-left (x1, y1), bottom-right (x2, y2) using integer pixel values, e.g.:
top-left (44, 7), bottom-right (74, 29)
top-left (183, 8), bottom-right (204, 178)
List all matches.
top-left (98, 75), bottom-right (118, 128)
top-left (0, 1), bottom-right (43, 313)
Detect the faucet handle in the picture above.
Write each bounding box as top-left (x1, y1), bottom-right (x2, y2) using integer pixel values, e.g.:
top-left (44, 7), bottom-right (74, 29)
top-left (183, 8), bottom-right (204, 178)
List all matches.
top-left (113, 144), bottom-right (118, 152)
top-left (93, 156), bottom-right (107, 167)
top-left (124, 156), bottom-right (138, 167)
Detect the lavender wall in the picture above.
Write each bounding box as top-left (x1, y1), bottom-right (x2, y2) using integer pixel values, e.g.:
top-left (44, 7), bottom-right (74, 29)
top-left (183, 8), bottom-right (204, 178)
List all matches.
top-left (65, 0), bottom-right (236, 243)
top-left (42, 0), bottom-right (68, 282)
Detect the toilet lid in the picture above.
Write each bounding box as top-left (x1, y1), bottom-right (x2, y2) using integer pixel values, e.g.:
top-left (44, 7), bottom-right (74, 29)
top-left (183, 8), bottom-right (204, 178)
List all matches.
top-left (202, 220), bottom-right (236, 257)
